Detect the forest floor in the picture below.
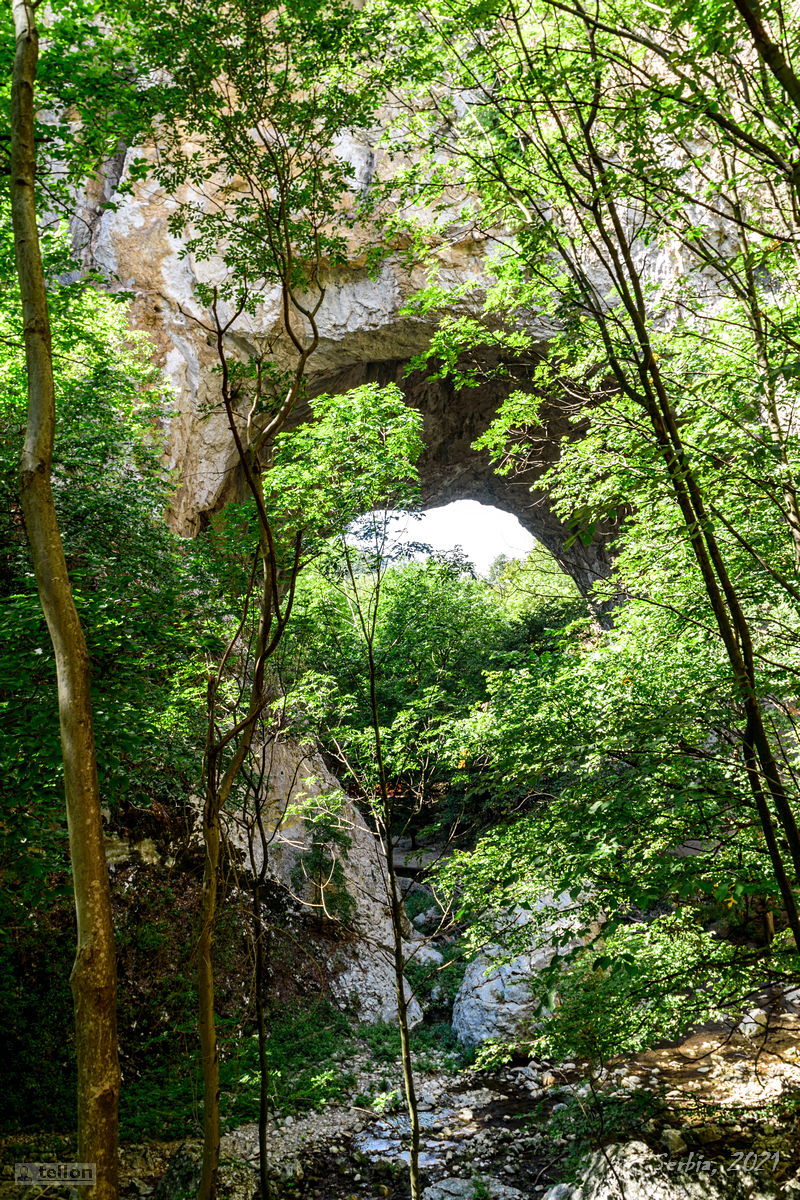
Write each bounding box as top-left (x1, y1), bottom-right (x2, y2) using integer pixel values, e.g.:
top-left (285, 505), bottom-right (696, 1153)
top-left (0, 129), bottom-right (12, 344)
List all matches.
top-left (2, 1013), bottom-right (800, 1198)
top-left (114, 1014), bottom-right (800, 1197)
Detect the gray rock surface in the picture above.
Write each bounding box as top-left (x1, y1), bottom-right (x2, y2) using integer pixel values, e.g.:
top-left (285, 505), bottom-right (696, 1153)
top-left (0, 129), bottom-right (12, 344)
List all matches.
top-left (424, 1178), bottom-right (525, 1200)
top-left (452, 894), bottom-right (589, 1045)
top-left (225, 736), bottom-right (422, 1025)
top-left (151, 1147), bottom-right (201, 1200)
top-left (541, 1141), bottom-right (780, 1200)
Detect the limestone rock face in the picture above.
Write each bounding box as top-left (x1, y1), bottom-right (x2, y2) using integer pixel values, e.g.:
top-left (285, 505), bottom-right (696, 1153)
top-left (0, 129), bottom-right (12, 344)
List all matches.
top-left (151, 1146), bottom-right (201, 1200)
top-left (73, 145), bottom-right (615, 594)
top-left (224, 736), bottom-right (421, 1025)
top-left (451, 894), bottom-right (587, 1046)
top-left (452, 951), bottom-right (540, 1047)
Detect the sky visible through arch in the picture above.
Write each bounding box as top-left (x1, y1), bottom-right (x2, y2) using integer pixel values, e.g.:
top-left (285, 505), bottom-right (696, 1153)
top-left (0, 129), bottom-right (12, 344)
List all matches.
top-left (377, 499), bottom-right (534, 576)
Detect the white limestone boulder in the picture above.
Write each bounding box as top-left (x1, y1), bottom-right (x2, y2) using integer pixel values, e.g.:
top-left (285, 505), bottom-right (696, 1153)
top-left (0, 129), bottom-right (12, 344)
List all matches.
top-left (451, 893), bottom-right (591, 1046)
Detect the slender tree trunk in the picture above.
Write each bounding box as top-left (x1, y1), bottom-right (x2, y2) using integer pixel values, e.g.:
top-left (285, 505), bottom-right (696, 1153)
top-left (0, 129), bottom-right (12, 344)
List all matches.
top-left (761, 387), bottom-right (800, 570)
top-left (198, 544), bottom-right (293, 1200)
top-left (734, 219), bottom-right (800, 570)
top-left (198, 691), bottom-right (262, 1200)
top-left (198, 715), bottom-right (222, 1200)
top-left (253, 879), bottom-right (271, 1200)
top-left (249, 776), bottom-right (274, 1200)
top-left (9, 2), bottom-right (120, 1195)
top-left (367, 651), bottom-right (422, 1200)
top-left (730, 0), bottom-right (800, 126)
top-left (385, 847), bottom-right (422, 1200)
top-left (195, 290), bottom-right (309, 1200)
top-left (569, 123), bottom-right (800, 939)
top-left (470, 10), bottom-right (800, 934)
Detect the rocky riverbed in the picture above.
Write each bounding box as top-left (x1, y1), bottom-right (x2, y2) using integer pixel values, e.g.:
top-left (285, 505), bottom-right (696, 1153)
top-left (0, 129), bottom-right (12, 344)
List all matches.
top-left (3, 1009), bottom-right (800, 1199)
top-left (107, 1011), bottom-right (800, 1200)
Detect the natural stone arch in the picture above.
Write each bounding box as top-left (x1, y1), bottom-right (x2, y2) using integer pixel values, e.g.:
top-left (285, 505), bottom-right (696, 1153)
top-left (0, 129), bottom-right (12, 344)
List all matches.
top-left (179, 349), bottom-right (614, 599)
top-left (75, 156), bottom-right (614, 594)
top-left (304, 358), bottom-right (616, 599)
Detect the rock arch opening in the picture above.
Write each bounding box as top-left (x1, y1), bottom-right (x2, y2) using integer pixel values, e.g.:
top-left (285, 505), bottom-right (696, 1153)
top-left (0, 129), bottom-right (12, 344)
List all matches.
top-left (311, 359), bottom-right (614, 599)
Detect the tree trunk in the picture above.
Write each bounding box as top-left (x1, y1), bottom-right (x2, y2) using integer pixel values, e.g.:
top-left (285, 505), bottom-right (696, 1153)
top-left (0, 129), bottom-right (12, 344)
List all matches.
top-left (198, 746), bottom-right (222, 1200)
top-left (366, 646), bottom-right (422, 1200)
top-left (731, 0), bottom-right (800, 124)
top-left (253, 879), bottom-right (272, 1200)
top-left (198, 561), bottom-right (278, 1200)
top-left (386, 851), bottom-right (422, 1200)
top-left (564, 113), bottom-right (800, 942)
top-left (9, 2), bottom-right (120, 1195)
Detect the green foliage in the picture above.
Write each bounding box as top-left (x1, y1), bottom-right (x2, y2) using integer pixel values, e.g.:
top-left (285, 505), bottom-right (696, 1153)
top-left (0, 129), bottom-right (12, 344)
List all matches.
top-left (433, 579), bottom-right (800, 1054)
top-left (120, 1001), bottom-right (470, 1140)
top-left (289, 797), bottom-right (357, 926)
top-left (121, 1062), bottom-right (201, 1142)
top-left (405, 889), bottom-right (436, 921)
top-left (532, 912), bottom-right (757, 1064)
top-left (0, 230), bottom-right (221, 929)
top-left (404, 941), bottom-right (468, 1012)
top-left (265, 383), bottom-right (424, 555)
top-left (361, 0), bottom-right (800, 1064)
top-left (278, 546), bottom-right (579, 834)
top-left (431, 368), bottom-right (800, 1038)
top-left (10, 0), bottom-right (800, 1136)
top-left (545, 1090), bottom-right (664, 1174)
top-left (0, 212), bottom-right (233, 1141)
top-left (413, 1022), bottom-right (469, 1071)
top-left (117, 937), bottom-right (361, 1136)
top-left (366, 1087), bottom-right (405, 1115)
top-left (442, 625), bottom-right (760, 913)
top-left (0, 1), bottom-right (149, 210)
top-left (357, 1017), bottom-right (468, 1073)
top-left (127, 0), bottom-right (389, 313)
top-left (358, 1020), bottom-right (404, 1064)
top-left (224, 1004), bottom-right (357, 1119)
top-left (0, 918), bottom-right (76, 1132)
